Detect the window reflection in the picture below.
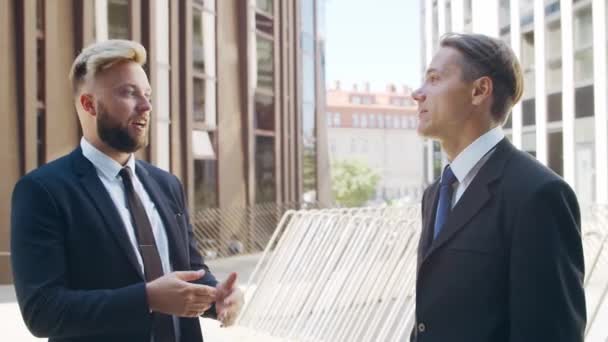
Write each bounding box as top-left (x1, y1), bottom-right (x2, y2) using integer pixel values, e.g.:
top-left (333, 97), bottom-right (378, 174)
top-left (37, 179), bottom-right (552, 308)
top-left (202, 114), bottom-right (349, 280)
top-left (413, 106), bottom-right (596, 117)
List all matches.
top-left (194, 158), bottom-right (218, 208)
top-left (193, 77), bottom-right (205, 122)
top-left (257, 0), bottom-right (273, 15)
top-left (193, 10), bottom-right (204, 71)
top-left (257, 37), bottom-right (274, 89)
top-left (255, 136), bottom-right (276, 203)
top-left (108, 0), bottom-right (130, 39)
top-left (255, 93), bottom-right (274, 131)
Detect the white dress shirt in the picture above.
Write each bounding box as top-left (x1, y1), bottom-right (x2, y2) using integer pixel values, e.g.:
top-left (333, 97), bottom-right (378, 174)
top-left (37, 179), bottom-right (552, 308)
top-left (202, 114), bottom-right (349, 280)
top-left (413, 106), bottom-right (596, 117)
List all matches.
top-left (81, 138), bottom-right (181, 341)
top-left (446, 126), bottom-right (505, 208)
top-left (81, 137), bottom-right (173, 276)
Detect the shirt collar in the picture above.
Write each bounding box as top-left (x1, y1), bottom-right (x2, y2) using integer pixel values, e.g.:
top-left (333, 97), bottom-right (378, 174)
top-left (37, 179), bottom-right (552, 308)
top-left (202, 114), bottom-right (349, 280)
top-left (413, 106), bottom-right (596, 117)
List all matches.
top-left (449, 126), bottom-right (505, 183)
top-left (80, 137), bottom-right (136, 180)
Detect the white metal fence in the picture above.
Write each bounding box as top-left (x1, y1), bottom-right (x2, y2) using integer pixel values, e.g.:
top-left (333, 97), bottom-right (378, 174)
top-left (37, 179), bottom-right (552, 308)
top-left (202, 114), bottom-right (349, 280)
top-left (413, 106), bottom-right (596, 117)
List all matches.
top-left (234, 205), bottom-right (608, 342)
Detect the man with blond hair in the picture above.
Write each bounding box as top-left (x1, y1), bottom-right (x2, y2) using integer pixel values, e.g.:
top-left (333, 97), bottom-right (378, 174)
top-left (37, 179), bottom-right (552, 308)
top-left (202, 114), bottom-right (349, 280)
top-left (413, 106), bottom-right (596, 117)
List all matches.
top-left (11, 39), bottom-right (243, 342)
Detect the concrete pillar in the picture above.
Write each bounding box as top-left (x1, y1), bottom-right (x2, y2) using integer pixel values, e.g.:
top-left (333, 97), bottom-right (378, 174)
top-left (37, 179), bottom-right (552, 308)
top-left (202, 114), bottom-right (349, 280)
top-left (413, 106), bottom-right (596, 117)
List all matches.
top-left (593, 0), bottom-right (608, 203)
top-left (534, 0), bottom-right (548, 165)
top-left (561, 0), bottom-right (576, 189)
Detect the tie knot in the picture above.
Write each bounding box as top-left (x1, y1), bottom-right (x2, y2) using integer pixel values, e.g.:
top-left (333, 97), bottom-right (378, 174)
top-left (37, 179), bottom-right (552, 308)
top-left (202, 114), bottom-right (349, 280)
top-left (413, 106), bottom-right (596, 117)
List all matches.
top-left (440, 165), bottom-right (457, 186)
top-left (119, 166), bottom-right (133, 182)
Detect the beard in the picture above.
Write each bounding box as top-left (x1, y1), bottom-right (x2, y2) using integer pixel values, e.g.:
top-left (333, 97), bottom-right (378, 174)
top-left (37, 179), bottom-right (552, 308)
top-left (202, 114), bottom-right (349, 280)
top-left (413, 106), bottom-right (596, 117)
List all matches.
top-left (96, 102), bottom-right (148, 153)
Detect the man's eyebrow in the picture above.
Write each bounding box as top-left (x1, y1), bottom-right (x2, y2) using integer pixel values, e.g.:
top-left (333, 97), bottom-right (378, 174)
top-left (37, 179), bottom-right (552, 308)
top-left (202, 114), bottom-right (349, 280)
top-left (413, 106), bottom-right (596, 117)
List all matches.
top-left (116, 83), bottom-right (152, 93)
top-left (425, 68), bottom-right (439, 76)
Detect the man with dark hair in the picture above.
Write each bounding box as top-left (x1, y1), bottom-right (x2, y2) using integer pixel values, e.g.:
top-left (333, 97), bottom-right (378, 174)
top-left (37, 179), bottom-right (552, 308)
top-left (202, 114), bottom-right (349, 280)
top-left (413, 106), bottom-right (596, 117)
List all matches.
top-left (411, 33), bottom-right (586, 341)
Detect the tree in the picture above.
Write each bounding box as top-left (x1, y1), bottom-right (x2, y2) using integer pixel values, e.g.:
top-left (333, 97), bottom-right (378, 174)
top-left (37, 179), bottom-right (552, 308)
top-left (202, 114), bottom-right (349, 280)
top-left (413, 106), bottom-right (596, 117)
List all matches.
top-left (331, 159), bottom-right (380, 207)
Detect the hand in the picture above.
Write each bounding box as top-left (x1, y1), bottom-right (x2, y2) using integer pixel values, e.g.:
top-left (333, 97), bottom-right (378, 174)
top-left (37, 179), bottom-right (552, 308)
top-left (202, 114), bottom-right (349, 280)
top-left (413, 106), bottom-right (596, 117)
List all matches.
top-left (146, 270), bottom-right (218, 318)
top-left (216, 272), bottom-right (245, 327)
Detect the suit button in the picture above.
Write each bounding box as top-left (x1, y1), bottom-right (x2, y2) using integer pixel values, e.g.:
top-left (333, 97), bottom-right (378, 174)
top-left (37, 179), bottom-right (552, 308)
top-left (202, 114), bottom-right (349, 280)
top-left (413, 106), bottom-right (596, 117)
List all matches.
top-left (418, 323), bottom-right (426, 333)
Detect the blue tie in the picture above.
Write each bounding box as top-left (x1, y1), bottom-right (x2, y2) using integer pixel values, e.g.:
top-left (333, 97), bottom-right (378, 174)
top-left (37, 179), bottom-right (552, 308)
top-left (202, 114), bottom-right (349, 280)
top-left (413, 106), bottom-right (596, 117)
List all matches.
top-left (434, 165), bottom-right (457, 240)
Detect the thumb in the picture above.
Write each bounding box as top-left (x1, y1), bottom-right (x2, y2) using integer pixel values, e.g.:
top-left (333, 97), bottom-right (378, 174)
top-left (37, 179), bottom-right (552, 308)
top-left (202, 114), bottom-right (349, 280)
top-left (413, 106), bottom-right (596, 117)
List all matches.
top-left (174, 269), bottom-right (206, 282)
top-left (221, 272), bottom-right (238, 290)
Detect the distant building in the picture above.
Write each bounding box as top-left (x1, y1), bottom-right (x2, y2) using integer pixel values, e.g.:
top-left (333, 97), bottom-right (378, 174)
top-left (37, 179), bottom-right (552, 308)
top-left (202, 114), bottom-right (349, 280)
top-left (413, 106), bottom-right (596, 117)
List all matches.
top-left (326, 81), bottom-right (426, 203)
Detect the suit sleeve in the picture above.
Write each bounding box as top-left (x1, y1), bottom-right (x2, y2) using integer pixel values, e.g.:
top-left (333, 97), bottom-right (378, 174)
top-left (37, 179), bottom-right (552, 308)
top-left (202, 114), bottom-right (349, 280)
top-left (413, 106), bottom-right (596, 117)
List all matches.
top-left (11, 176), bottom-right (152, 338)
top-left (509, 180), bottom-right (586, 342)
top-left (173, 175), bottom-right (219, 318)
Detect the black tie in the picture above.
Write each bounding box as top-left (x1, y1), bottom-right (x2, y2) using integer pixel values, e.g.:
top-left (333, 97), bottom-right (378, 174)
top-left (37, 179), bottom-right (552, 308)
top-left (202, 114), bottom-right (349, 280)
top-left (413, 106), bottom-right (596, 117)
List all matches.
top-left (119, 167), bottom-right (176, 342)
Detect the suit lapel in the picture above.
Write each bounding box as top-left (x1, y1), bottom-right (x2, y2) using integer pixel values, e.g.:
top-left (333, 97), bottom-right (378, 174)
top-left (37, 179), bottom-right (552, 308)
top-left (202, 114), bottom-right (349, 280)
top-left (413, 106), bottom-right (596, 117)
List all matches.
top-left (418, 181), bottom-right (439, 271)
top-left (136, 163), bottom-right (189, 270)
top-left (71, 148), bottom-right (144, 279)
top-left (421, 138), bottom-right (514, 264)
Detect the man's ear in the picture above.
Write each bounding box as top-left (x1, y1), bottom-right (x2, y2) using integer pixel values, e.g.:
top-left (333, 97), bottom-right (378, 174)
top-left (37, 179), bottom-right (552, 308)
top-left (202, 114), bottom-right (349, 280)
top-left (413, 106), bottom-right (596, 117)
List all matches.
top-left (471, 76), bottom-right (493, 106)
top-left (79, 94), bottom-right (96, 116)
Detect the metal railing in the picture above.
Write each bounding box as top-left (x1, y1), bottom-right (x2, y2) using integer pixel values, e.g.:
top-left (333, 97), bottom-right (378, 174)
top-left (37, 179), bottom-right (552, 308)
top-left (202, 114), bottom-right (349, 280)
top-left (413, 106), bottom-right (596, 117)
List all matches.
top-left (190, 202), bottom-right (323, 259)
top-left (234, 205), bottom-right (608, 342)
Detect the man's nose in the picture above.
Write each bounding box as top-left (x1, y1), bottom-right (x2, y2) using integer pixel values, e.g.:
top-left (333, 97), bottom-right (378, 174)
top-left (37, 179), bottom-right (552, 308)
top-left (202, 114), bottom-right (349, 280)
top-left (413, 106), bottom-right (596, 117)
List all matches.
top-left (137, 96), bottom-right (152, 113)
top-left (412, 88), bottom-right (425, 102)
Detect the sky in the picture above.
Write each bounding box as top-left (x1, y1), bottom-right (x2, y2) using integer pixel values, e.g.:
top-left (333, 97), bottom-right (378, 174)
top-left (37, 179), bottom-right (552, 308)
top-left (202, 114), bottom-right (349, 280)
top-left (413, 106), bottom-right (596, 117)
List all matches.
top-left (324, 0), bottom-right (421, 92)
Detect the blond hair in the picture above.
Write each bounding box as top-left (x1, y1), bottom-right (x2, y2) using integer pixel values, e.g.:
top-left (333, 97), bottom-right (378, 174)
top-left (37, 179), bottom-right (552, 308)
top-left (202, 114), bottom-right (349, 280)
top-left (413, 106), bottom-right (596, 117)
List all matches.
top-left (69, 39), bottom-right (147, 94)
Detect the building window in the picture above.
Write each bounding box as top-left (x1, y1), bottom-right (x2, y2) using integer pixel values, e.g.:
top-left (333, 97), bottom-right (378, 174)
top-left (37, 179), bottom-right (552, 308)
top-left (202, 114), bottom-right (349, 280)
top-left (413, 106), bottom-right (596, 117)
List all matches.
top-left (255, 136), bottom-right (276, 202)
top-left (353, 113), bottom-right (359, 127)
top-left (333, 112), bottom-right (341, 126)
top-left (546, 20), bottom-right (562, 94)
top-left (327, 112), bottom-right (333, 127)
top-left (369, 114), bottom-right (376, 128)
top-left (499, 0), bottom-right (510, 30)
top-left (361, 114), bottom-right (368, 128)
top-left (521, 31), bottom-right (535, 99)
top-left (252, 0), bottom-right (278, 203)
top-left (108, 0), bottom-right (130, 39)
top-left (192, 0), bottom-right (218, 209)
top-left (378, 115), bottom-right (384, 129)
top-left (255, 93), bottom-right (274, 130)
top-left (194, 158), bottom-right (218, 208)
top-left (192, 1), bottom-right (217, 126)
top-left (257, 0), bottom-right (273, 15)
top-left (402, 116), bottom-right (408, 129)
top-left (574, 6), bottom-right (593, 85)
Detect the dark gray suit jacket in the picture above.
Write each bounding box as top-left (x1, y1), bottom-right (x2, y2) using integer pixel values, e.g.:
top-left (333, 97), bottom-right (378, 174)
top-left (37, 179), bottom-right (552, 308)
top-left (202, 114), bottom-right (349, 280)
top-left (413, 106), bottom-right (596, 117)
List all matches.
top-left (412, 138), bottom-right (586, 342)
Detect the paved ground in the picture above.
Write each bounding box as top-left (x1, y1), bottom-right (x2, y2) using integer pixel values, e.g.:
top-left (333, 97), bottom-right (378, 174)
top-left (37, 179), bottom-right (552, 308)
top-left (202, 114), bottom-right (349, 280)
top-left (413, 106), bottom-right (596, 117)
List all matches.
top-left (206, 252), bottom-right (262, 285)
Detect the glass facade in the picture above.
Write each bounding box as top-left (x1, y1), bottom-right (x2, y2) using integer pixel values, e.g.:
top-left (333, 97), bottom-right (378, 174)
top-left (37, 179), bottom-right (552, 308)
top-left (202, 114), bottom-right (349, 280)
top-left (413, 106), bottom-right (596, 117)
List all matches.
top-left (253, 0), bottom-right (276, 203)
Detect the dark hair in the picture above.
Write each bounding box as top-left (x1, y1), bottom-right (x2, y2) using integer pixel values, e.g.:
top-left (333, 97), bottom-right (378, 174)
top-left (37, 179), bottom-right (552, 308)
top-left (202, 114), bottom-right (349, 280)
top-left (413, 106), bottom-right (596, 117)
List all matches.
top-left (440, 33), bottom-right (524, 124)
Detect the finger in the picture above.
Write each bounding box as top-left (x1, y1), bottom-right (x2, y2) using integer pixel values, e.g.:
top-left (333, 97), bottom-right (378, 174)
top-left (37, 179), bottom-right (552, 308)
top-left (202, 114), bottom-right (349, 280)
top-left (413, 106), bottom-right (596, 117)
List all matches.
top-left (186, 303), bottom-right (211, 314)
top-left (174, 269), bottom-right (206, 282)
top-left (220, 272), bottom-right (238, 291)
top-left (183, 310), bottom-right (204, 318)
top-left (186, 284), bottom-right (218, 298)
top-left (223, 288), bottom-right (244, 306)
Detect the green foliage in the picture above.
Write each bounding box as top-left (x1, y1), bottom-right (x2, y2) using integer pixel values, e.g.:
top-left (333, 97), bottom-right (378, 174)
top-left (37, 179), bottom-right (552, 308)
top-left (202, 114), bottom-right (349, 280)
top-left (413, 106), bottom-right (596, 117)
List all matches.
top-left (331, 159), bottom-right (380, 207)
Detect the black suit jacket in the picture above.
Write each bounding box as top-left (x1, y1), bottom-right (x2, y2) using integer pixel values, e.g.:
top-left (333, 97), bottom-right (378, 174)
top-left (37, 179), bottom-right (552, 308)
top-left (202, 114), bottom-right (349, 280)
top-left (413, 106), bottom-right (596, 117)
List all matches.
top-left (11, 147), bottom-right (218, 342)
top-left (412, 138), bottom-right (586, 342)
